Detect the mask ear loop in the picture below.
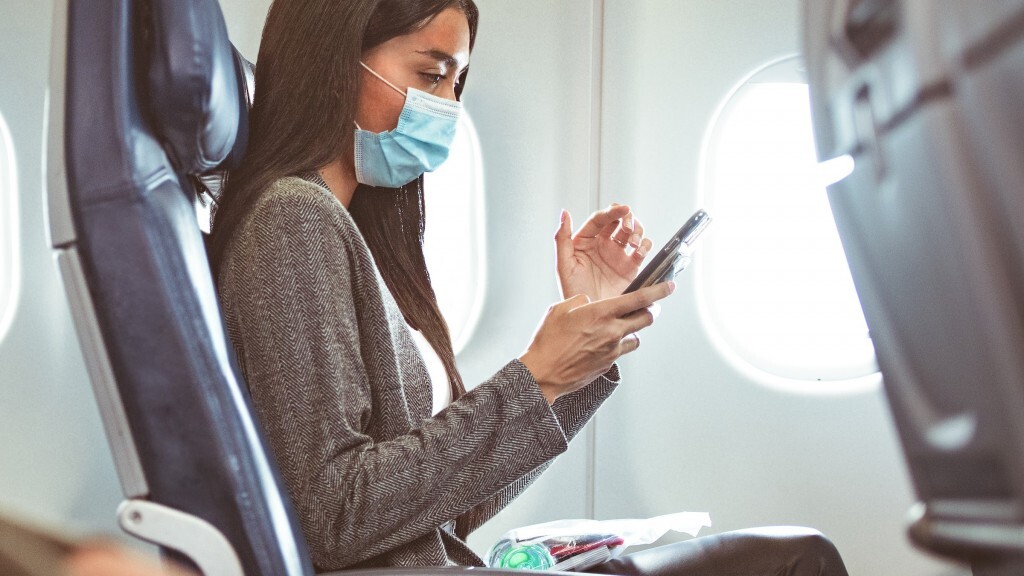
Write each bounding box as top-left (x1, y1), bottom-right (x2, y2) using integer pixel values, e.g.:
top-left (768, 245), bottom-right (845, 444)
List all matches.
top-left (355, 61), bottom-right (409, 131)
top-left (360, 61), bottom-right (407, 97)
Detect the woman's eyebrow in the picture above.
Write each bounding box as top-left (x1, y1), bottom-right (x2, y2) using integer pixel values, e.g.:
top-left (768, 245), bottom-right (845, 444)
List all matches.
top-left (415, 49), bottom-right (467, 71)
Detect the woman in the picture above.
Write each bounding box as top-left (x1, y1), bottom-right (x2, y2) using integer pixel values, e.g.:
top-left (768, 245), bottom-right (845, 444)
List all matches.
top-left (209, 1), bottom-right (849, 574)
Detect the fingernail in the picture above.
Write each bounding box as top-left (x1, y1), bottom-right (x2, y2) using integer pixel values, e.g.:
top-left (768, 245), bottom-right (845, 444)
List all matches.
top-left (636, 246), bottom-right (647, 258)
top-left (667, 281), bottom-right (677, 293)
top-left (630, 233), bottom-right (641, 246)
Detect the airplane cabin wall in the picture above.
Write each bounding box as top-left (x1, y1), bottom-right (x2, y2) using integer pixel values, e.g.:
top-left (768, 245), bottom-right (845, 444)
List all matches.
top-left (593, 3), bottom-right (952, 575)
top-left (0, 0), bottom-right (126, 537)
top-left (0, 0), bottom-right (967, 574)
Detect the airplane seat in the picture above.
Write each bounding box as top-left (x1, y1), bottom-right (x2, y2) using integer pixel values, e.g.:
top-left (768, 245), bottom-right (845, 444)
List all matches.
top-left (194, 47), bottom-right (254, 211)
top-left (50, 0), bottom-right (317, 573)
top-left (46, 1), bottom-right (563, 574)
top-left (804, 1), bottom-right (1024, 575)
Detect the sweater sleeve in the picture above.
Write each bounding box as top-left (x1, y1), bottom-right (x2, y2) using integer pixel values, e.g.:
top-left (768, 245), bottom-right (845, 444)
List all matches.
top-left (454, 368), bottom-right (620, 539)
top-left (221, 189), bottom-right (571, 570)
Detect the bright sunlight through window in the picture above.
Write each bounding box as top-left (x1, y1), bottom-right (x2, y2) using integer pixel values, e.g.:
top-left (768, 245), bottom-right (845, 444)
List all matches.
top-left (422, 111), bottom-right (486, 354)
top-left (698, 57), bottom-right (877, 390)
top-left (0, 111), bottom-right (19, 341)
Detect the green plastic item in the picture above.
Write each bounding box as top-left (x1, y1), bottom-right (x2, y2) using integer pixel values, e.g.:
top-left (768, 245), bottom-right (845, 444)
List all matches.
top-left (497, 543), bottom-right (556, 570)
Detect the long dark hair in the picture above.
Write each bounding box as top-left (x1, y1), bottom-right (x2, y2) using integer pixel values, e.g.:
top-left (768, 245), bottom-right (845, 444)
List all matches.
top-left (209, 0), bottom-right (479, 400)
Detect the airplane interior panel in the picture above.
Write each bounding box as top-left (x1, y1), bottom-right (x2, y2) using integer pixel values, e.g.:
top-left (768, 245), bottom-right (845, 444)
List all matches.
top-left (2, 0), bottom-right (1020, 575)
top-left (0, 0), bottom-right (128, 536)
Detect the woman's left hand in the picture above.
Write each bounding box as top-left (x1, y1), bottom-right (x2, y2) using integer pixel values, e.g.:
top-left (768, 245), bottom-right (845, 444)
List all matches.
top-left (555, 204), bottom-right (655, 302)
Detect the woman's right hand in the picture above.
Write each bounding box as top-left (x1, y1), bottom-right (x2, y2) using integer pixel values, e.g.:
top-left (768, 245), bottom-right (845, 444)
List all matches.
top-left (519, 281), bottom-right (676, 404)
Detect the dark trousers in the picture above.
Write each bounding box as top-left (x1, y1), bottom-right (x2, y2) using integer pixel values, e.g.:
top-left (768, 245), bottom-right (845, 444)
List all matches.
top-left (585, 526), bottom-right (849, 576)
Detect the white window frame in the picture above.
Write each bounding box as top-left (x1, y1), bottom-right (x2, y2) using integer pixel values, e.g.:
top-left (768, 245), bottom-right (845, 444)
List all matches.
top-left (0, 110), bottom-right (19, 341)
top-left (695, 55), bottom-right (879, 394)
top-left (422, 110), bottom-right (486, 354)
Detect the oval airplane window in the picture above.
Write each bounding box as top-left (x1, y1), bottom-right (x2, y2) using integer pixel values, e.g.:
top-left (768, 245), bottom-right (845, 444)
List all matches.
top-left (422, 111), bottom-right (485, 354)
top-left (0, 110), bottom-right (18, 341)
top-left (697, 56), bottom-right (878, 390)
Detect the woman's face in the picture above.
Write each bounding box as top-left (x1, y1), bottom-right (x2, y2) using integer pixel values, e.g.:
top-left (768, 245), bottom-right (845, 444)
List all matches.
top-left (356, 8), bottom-right (471, 133)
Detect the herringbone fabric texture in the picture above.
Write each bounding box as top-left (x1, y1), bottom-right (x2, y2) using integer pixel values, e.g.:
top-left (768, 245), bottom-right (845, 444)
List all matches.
top-left (219, 177), bottom-right (619, 571)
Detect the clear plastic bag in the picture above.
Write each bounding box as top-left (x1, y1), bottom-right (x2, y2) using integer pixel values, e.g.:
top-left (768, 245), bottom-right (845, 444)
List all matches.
top-left (485, 512), bottom-right (712, 572)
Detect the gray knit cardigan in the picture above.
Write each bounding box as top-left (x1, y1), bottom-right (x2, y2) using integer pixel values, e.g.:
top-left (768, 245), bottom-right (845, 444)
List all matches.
top-left (218, 176), bottom-right (619, 571)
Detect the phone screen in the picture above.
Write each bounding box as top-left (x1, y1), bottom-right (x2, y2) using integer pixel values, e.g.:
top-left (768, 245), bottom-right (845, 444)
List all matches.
top-left (622, 209), bottom-right (711, 294)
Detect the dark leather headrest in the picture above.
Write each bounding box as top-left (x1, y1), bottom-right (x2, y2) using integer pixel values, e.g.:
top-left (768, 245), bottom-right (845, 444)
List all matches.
top-left (146, 0), bottom-right (241, 174)
top-left (216, 49), bottom-right (255, 172)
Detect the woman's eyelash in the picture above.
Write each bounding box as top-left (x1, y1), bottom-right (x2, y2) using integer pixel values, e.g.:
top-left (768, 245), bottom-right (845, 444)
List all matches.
top-left (419, 72), bottom-right (445, 84)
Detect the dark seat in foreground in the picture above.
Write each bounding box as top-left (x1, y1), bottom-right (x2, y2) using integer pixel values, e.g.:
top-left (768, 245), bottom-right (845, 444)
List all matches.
top-left (805, 1), bottom-right (1024, 575)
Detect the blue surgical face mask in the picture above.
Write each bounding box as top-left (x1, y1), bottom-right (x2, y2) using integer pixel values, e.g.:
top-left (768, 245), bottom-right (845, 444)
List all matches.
top-left (354, 62), bottom-right (463, 188)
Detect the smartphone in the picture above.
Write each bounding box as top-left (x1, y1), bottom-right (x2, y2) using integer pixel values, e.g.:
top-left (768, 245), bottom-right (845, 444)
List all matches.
top-left (622, 209), bottom-right (712, 294)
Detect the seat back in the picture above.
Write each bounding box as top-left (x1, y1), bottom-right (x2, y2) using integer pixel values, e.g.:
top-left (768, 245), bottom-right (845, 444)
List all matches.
top-left (46, 0), bottom-right (312, 574)
top-left (805, 0), bottom-right (1024, 572)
